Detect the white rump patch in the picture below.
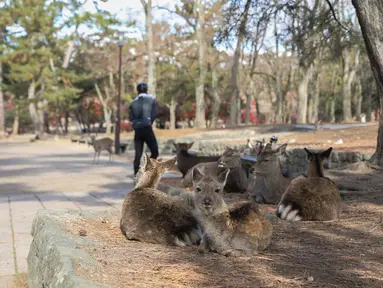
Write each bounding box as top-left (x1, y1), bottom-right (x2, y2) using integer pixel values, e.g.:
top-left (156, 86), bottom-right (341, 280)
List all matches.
top-left (281, 204), bottom-right (292, 220)
top-left (293, 215), bottom-right (302, 221)
top-left (286, 209), bottom-right (299, 221)
top-left (278, 204), bottom-right (285, 214)
top-left (174, 237), bottom-right (186, 247)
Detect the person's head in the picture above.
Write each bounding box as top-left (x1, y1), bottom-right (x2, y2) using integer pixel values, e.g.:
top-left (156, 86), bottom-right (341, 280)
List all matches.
top-left (137, 82), bottom-right (148, 94)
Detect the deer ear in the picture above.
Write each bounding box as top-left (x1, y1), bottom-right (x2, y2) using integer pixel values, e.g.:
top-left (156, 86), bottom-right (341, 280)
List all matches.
top-left (163, 157), bottom-right (177, 170)
top-left (321, 147), bottom-right (333, 159)
top-left (140, 153), bottom-right (150, 169)
top-left (192, 167), bottom-right (204, 183)
top-left (187, 142), bottom-right (194, 150)
top-left (276, 144), bottom-right (287, 155)
top-left (304, 148), bottom-right (313, 159)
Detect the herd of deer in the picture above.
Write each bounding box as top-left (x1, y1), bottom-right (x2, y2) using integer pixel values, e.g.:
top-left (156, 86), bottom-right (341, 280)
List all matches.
top-left (117, 137), bottom-right (342, 257)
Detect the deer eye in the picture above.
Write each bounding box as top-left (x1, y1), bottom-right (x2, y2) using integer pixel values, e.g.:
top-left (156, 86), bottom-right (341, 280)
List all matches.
top-left (196, 187), bottom-right (202, 193)
top-left (214, 188), bottom-right (220, 193)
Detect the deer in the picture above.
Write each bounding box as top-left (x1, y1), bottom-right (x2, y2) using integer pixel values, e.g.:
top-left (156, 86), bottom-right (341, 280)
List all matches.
top-left (250, 143), bottom-right (292, 204)
top-left (88, 135), bottom-right (114, 163)
top-left (277, 147), bottom-right (342, 221)
top-left (120, 154), bottom-right (201, 246)
top-left (192, 167), bottom-right (273, 257)
top-left (173, 142), bottom-right (222, 177)
top-left (183, 147), bottom-right (250, 193)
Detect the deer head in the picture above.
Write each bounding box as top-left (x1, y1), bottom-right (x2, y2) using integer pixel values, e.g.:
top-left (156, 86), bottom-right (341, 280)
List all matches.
top-left (172, 142), bottom-right (194, 153)
top-left (304, 147), bottom-right (332, 177)
top-left (217, 147), bottom-right (242, 169)
top-left (251, 143), bottom-right (288, 176)
top-left (134, 154), bottom-right (177, 189)
top-left (192, 167), bottom-right (230, 216)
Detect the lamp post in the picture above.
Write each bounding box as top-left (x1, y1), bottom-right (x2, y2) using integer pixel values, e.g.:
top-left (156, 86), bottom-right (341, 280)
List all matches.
top-left (115, 37), bottom-right (123, 155)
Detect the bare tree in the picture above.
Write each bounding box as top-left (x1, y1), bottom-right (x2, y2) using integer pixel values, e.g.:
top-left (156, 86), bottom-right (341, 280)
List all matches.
top-left (341, 45), bottom-right (360, 122)
top-left (194, 0), bottom-right (207, 128)
top-left (141, 0), bottom-right (157, 98)
top-left (352, 0), bottom-right (383, 166)
top-left (229, 0), bottom-right (252, 126)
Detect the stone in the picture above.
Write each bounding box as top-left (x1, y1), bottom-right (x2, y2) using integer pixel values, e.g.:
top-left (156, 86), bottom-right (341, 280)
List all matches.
top-left (27, 210), bottom-right (112, 288)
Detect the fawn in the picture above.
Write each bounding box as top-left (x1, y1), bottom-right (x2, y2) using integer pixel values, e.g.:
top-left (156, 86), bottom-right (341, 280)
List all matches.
top-left (192, 167), bottom-right (273, 257)
top-left (89, 135), bottom-right (114, 163)
top-left (250, 143), bottom-right (292, 204)
top-left (120, 154), bottom-right (201, 246)
top-left (173, 142), bottom-right (222, 177)
top-left (277, 147), bottom-right (342, 221)
top-left (182, 147), bottom-right (250, 193)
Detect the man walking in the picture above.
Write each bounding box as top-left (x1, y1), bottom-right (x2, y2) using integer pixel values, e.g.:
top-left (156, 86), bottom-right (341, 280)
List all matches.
top-left (129, 82), bottom-right (159, 175)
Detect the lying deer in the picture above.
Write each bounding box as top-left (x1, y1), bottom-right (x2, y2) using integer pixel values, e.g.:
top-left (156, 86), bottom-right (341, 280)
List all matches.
top-left (89, 135), bottom-right (114, 163)
top-left (277, 147), bottom-right (342, 221)
top-left (250, 143), bottom-right (291, 204)
top-left (182, 147), bottom-right (250, 193)
top-left (120, 154), bottom-right (201, 246)
top-left (192, 168), bottom-right (273, 257)
top-left (173, 142), bottom-right (222, 177)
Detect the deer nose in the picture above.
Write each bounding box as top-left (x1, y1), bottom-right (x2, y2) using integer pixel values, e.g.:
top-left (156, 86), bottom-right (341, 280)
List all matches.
top-left (203, 198), bottom-right (212, 206)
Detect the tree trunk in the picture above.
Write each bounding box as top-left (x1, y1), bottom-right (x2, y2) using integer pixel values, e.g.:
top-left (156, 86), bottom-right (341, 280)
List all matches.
top-left (12, 103), bottom-right (19, 135)
top-left (274, 1), bottom-right (283, 124)
top-left (229, 0), bottom-right (251, 126)
top-left (28, 80), bottom-right (43, 136)
top-left (0, 62), bottom-right (4, 134)
top-left (141, 0), bottom-right (156, 98)
top-left (64, 111), bottom-right (69, 134)
top-left (95, 83), bottom-right (112, 135)
top-left (297, 63), bottom-right (314, 124)
top-left (170, 96), bottom-right (176, 129)
top-left (352, 0), bottom-right (383, 166)
top-left (211, 62), bottom-right (220, 128)
top-left (355, 79), bottom-right (363, 120)
top-left (194, 0), bottom-right (207, 128)
top-left (311, 73), bottom-right (320, 123)
top-left (342, 46), bottom-right (360, 122)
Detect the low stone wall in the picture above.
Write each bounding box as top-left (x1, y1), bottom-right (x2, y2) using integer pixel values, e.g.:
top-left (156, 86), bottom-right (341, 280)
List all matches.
top-left (280, 149), bottom-right (372, 175)
top-left (27, 210), bottom-right (117, 288)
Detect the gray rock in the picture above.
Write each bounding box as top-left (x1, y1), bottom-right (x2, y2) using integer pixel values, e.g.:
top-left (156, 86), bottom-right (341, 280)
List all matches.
top-left (27, 210), bottom-right (118, 288)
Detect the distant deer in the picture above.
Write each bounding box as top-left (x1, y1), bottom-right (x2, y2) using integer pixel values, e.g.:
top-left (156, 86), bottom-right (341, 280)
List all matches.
top-left (192, 168), bottom-right (273, 257)
top-left (277, 147), bottom-right (342, 221)
top-left (173, 142), bottom-right (222, 177)
top-left (120, 154), bottom-right (201, 246)
top-left (89, 135), bottom-right (114, 163)
top-left (183, 147), bottom-right (250, 193)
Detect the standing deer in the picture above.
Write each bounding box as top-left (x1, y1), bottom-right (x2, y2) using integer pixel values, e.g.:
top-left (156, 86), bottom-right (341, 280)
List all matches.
top-left (120, 154), bottom-right (201, 246)
top-left (89, 135), bottom-right (114, 163)
top-left (192, 168), bottom-right (273, 257)
top-left (277, 147), bottom-right (342, 221)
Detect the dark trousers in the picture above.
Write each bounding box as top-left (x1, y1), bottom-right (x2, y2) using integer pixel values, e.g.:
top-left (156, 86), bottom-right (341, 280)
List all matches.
top-left (134, 126), bottom-right (159, 175)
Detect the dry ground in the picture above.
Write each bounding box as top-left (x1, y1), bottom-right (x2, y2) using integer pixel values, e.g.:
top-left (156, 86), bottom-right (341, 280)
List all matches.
top-left (257, 123), bottom-right (379, 154)
top-left (67, 164), bottom-right (383, 288)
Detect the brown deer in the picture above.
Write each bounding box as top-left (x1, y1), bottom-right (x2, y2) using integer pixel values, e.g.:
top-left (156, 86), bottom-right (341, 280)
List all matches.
top-left (89, 135), bottom-right (114, 163)
top-left (250, 143), bottom-right (291, 204)
top-left (120, 154), bottom-right (201, 246)
top-left (182, 147), bottom-right (250, 193)
top-left (277, 147), bottom-right (342, 221)
top-left (192, 168), bottom-right (273, 257)
top-left (173, 142), bottom-right (222, 177)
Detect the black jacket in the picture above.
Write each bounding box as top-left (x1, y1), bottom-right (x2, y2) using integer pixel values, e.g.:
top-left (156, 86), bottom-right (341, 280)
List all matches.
top-left (129, 93), bottom-right (157, 129)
